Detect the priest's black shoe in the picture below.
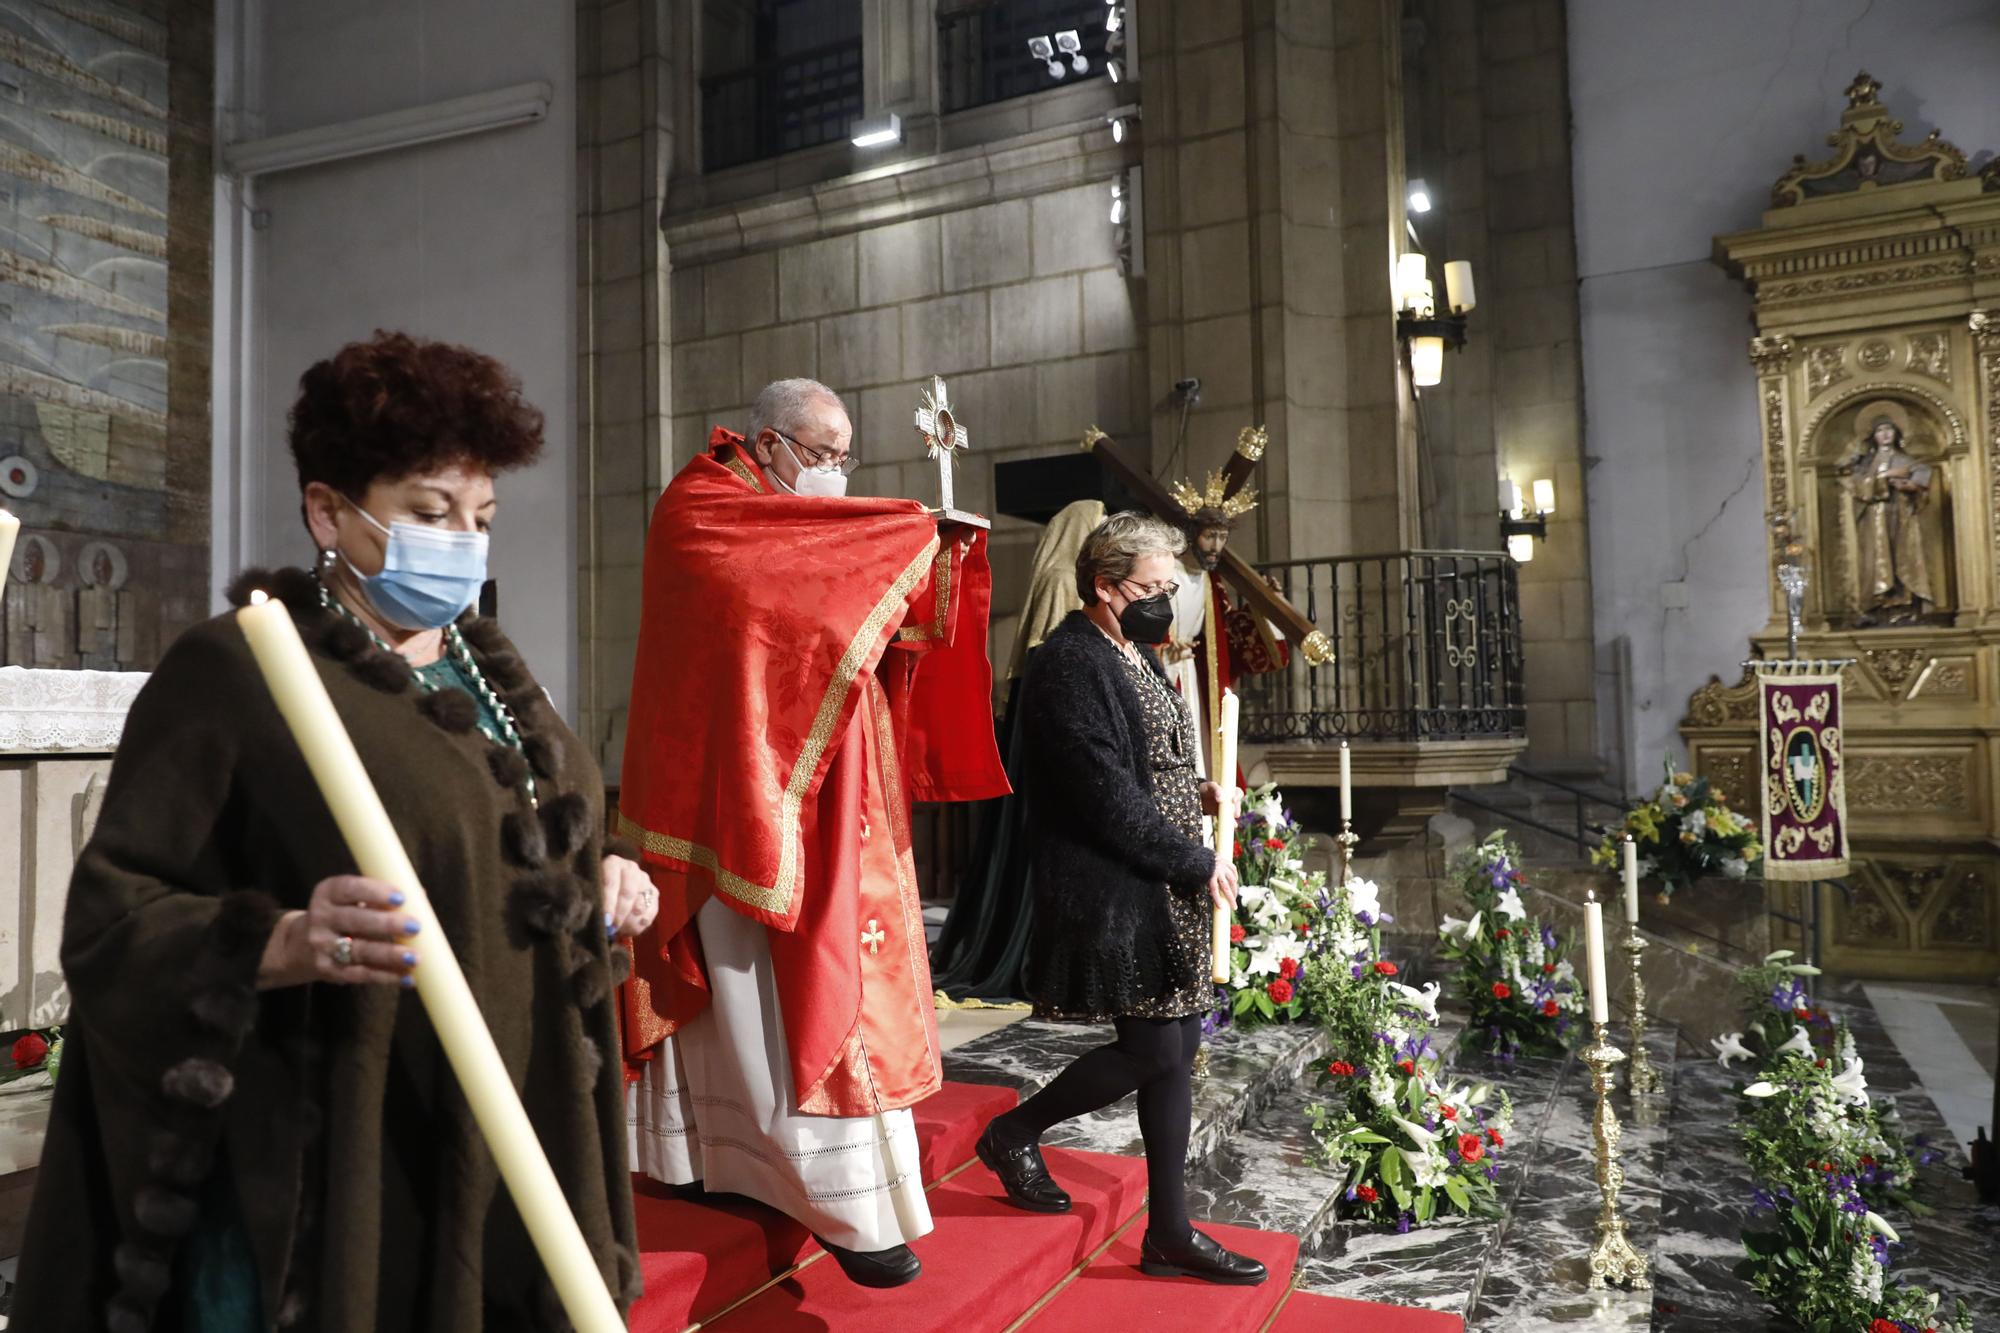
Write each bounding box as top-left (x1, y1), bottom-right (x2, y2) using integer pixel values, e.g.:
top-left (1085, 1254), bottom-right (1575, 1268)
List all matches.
top-left (1137, 1228), bottom-right (1268, 1285)
top-left (813, 1236), bottom-right (922, 1288)
top-left (975, 1123), bottom-right (1072, 1213)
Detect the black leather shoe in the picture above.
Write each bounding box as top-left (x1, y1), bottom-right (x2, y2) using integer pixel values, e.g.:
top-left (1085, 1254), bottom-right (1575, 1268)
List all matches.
top-left (976, 1123), bottom-right (1072, 1213)
top-left (813, 1235), bottom-right (922, 1288)
top-left (1138, 1228), bottom-right (1268, 1285)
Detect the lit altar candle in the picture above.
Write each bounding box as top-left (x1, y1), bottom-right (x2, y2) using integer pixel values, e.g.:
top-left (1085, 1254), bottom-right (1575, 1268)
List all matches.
top-left (1622, 836), bottom-right (1640, 925)
top-left (1584, 892), bottom-right (1609, 1025)
top-left (0, 508), bottom-right (17, 603)
top-left (235, 592), bottom-right (622, 1333)
top-left (1211, 689), bottom-right (1240, 984)
top-left (1339, 740), bottom-right (1352, 822)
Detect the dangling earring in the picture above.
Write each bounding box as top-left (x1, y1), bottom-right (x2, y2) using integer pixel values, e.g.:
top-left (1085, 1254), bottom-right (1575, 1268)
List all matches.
top-left (317, 546), bottom-right (339, 581)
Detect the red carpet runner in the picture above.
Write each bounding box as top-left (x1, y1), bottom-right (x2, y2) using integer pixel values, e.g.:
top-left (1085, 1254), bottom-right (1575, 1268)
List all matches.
top-left (627, 1081), bottom-right (1465, 1332)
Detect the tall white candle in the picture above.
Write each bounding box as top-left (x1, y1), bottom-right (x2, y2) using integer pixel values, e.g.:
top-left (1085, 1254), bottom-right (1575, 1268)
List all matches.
top-left (1585, 892), bottom-right (1609, 1025)
top-left (1622, 836), bottom-right (1640, 924)
top-left (1339, 740), bottom-right (1352, 822)
top-left (235, 593), bottom-right (623, 1332)
top-left (0, 508), bottom-right (17, 605)
top-left (1212, 689), bottom-right (1240, 984)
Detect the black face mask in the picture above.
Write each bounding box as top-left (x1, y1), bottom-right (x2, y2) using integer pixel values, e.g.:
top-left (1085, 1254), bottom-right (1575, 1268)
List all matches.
top-left (1117, 592), bottom-right (1175, 645)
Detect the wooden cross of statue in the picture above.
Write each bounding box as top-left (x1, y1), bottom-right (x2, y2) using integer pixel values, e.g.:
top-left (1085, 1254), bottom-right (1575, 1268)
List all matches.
top-left (913, 375), bottom-right (989, 530)
top-left (1081, 427), bottom-right (1333, 667)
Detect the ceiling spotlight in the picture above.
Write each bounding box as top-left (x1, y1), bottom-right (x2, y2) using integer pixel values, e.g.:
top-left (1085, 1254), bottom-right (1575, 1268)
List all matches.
top-left (1106, 104), bottom-right (1139, 145)
top-left (1109, 180), bottom-right (1127, 224)
top-left (1106, 58), bottom-right (1124, 83)
top-left (1407, 177), bottom-right (1432, 213)
top-left (1027, 34), bottom-right (1065, 79)
top-left (1111, 116), bottom-right (1126, 143)
top-left (1054, 29), bottom-right (1088, 74)
top-left (1106, 3), bottom-right (1125, 34)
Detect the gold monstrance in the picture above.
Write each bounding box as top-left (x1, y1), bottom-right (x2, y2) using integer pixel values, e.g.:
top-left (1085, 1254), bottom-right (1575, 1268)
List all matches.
top-left (914, 374), bottom-right (988, 529)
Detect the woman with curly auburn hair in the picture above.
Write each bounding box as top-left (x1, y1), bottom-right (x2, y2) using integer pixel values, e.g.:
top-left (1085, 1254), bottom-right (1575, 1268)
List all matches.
top-left (13, 330), bottom-right (652, 1331)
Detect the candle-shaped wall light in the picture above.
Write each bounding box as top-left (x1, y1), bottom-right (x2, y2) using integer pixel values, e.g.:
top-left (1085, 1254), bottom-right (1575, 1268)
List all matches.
top-left (1397, 252), bottom-right (1430, 312)
top-left (0, 508), bottom-right (17, 606)
top-left (1444, 259), bottom-right (1476, 314)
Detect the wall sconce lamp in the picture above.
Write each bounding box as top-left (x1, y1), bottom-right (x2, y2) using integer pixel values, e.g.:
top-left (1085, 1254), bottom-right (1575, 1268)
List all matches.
top-left (1499, 477), bottom-right (1553, 563)
top-left (849, 113), bottom-right (902, 148)
top-left (1395, 251), bottom-right (1474, 387)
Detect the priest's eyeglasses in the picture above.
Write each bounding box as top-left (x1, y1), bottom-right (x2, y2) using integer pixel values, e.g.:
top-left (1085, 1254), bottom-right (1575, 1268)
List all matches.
top-left (1118, 577), bottom-right (1181, 600)
top-left (776, 431), bottom-right (861, 476)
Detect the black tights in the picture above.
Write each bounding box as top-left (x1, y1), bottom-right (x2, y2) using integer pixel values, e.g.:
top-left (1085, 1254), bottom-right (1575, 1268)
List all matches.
top-left (991, 1013), bottom-right (1203, 1241)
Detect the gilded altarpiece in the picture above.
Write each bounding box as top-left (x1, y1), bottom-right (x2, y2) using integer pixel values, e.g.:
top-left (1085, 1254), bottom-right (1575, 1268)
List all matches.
top-left (1687, 74), bottom-right (2000, 980)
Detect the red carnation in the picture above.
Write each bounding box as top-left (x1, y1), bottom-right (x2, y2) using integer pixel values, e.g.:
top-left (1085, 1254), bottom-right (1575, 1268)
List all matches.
top-left (1265, 837), bottom-right (1285, 851)
top-left (1458, 1134), bottom-right (1486, 1164)
top-left (1871, 1321), bottom-right (1902, 1333)
top-left (1327, 1060), bottom-right (1355, 1077)
top-left (1542, 962), bottom-right (1556, 974)
top-left (1373, 961), bottom-right (1399, 976)
top-left (1267, 978), bottom-right (1295, 1004)
top-left (1295, 922), bottom-right (1310, 935)
top-left (1491, 981), bottom-right (1512, 1000)
top-left (1229, 923), bottom-right (1246, 944)
top-left (1495, 927), bottom-right (1512, 939)
top-left (1486, 1128), bottom-right (1504, 1147)
top-left (1794, 1007), bottom-right (1811, 1020)
top-left (1542, 1000), bottom-right (1560, 1018)
top-left (1398, 1059), bottom-right (1416, 1075)
top-left (1355, 1184), bottom-right (1378, 1204)
top-left (1440, 1105), bottom-right (1457, 1121)
top-left (11, 1033), bottom-right (48, 1070)
top-left (1279, 957), bottom-right (1299, 979)
top-left (1232, 841), bottom-right (1243, 858)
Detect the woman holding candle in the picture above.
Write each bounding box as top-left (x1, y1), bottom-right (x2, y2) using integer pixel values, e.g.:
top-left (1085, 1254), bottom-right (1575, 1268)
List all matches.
top-left (975, 512), bottom-right (1264, 1286)
top-left (14, 332), bottom-right (650, 1331)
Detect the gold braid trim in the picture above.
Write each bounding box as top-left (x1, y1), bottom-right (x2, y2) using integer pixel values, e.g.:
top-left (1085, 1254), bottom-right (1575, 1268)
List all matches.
top-left (618, 534), bottom-right (942, 915)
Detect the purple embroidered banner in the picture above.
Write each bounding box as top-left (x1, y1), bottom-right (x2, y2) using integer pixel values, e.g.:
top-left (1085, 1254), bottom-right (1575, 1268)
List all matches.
top-left (1757, 669), bottom-right (1848, 882)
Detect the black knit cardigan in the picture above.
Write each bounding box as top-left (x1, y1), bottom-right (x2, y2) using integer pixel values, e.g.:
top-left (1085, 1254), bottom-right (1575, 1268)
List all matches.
top-left (1018, 611), bottom-right (1218, 1019)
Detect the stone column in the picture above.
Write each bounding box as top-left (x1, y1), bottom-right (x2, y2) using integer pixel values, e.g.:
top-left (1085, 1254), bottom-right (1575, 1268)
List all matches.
top-left (863, 0), bottom-right (937, 144)
top-left (575, 0), bottom-right (683, 780)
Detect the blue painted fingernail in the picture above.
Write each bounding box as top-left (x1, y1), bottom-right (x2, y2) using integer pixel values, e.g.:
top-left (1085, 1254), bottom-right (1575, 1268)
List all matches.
top-left (402, 951), bottom-right (417, 967)
top-left (400, 974), bottom-right (415, 989)
top-left (403, 919), bottom-right (421, 935)
top-left (389, 891), bottom-right (406, 906)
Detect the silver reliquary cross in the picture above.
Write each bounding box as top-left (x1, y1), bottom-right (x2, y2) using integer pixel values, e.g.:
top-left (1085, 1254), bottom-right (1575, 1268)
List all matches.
top-left (913, 374), bottom-right (988, 529)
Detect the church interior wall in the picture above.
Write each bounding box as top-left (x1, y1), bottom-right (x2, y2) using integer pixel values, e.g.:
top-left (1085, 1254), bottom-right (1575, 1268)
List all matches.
top-left (1569, 0), bottom-right (2000, 794)
top-left (212, 0), bottom-right (580, 718)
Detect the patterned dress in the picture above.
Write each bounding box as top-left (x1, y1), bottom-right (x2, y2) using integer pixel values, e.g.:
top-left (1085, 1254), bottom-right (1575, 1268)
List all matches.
top-left (1114, 647), bottom-right (1212, 1020)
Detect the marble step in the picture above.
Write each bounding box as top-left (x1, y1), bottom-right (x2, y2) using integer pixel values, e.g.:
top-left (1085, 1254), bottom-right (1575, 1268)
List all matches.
top-left (941, 1015), bottom-right (1330, 1171)
top-left (1463, 1027), bottom-right (1678, 1330)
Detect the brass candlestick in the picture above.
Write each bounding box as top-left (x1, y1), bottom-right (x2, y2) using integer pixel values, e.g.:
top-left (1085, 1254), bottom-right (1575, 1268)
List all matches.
top-left (1581, 1023), bottom-right (1650, 1290)
top-left (1621, 930), bottom-right (1662, 1097)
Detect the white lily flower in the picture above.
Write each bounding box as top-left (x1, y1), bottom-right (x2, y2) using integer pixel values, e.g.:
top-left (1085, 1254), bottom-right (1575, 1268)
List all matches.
top-left (1385, 980), bottom-right (1441, 1023)
top-left (1742, 1081), bottom-right (1781, 1098)
top-left (1439, 910), bottom-right (1483, 945)
top-left (1831, 1058), bottom-right (1869, 1106)
top-left (1784, 963), bottom-right (1822, 976)
top-left (1764, 949), bottom-right (1795, 961)
top-left (1347, 877), bottom-right (1383, 921)
top-left (1390, 1115), bottom-right (1439, 1150)
top-left (1863, 1211), bottom-right (1900, 1244)
top-left (1775, 1025), bottom-right (1814, 1059)
top-left (1243, 932), bottom-right (1307, 978)
top-left (1494, 886), bottom-right (1527, 922)
top-left (1710, 1032), bottom-right (1753, 1067)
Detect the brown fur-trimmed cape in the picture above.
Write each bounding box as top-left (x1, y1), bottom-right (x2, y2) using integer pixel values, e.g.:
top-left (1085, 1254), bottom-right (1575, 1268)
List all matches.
top-left (12, 569), bottom-right (640, 1331)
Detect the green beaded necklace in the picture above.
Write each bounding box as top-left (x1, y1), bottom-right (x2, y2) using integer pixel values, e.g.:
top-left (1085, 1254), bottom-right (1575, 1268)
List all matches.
top-left (318, 583), bottom-right (539, 808)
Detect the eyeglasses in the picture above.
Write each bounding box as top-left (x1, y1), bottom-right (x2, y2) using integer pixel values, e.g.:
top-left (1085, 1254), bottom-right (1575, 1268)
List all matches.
top-left (1119, 577), bottom-right (1181, 600)
top-left (776, 431), bottom-right (861, 476)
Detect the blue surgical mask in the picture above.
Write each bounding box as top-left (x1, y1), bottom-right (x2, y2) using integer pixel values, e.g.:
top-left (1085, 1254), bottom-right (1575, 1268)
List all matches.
top-left (342, 503), bottom-right (490, 630)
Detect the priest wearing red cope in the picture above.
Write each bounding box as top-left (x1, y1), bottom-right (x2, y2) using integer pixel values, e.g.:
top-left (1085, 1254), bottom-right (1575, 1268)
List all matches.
top-left (617, 378), bottom-right (1008, 1289)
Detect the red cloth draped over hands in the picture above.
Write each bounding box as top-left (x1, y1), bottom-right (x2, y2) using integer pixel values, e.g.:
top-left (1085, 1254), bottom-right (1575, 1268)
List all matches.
top-left (618, 430), bottom-right (1007, 1111)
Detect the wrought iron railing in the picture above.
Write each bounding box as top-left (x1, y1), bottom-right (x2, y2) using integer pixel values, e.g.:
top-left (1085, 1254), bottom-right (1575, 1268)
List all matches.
top-left (1240, 551), bottom-right (1526, 743)
top-left (701, 36), bottom-right (865, 172)
top-left (937, 0), bottom-right (1108, 115)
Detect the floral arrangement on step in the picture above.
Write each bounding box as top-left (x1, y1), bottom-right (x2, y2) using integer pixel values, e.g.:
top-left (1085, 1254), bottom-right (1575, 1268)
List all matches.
top-left (1209, 785), bottom-right (1330, 1030)
top-left (0, 1024), bottom-right (61, 1088)
top-left (1590, 757), bottom-right (1762, 900)
top-left (1296, 865), bottom-right (1512, 1230)
top-left (1436, 831), bottom-right (1582, 1059)
top-left (1712, 952), bottom-right (1966, 1332)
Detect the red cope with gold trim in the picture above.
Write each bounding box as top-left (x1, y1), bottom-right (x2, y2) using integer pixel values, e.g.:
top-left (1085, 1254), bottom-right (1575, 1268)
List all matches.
top-left (618, 428), bottom-right (1008, 1117)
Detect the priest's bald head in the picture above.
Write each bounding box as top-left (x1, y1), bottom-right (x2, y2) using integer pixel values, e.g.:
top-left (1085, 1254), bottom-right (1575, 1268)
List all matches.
top-left (747, 377), bottom-right (855, 496)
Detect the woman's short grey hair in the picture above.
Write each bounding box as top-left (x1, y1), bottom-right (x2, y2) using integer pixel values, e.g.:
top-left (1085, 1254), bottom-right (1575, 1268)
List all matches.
top-left (1076, 511), bottom-right (1187, 604)
top-left (747, 378), bottom-right (846, 443)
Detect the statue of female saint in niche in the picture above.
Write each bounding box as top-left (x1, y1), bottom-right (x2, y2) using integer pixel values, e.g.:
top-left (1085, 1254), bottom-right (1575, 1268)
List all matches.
top-left (1841, 401), bottom-right (1940, 626)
